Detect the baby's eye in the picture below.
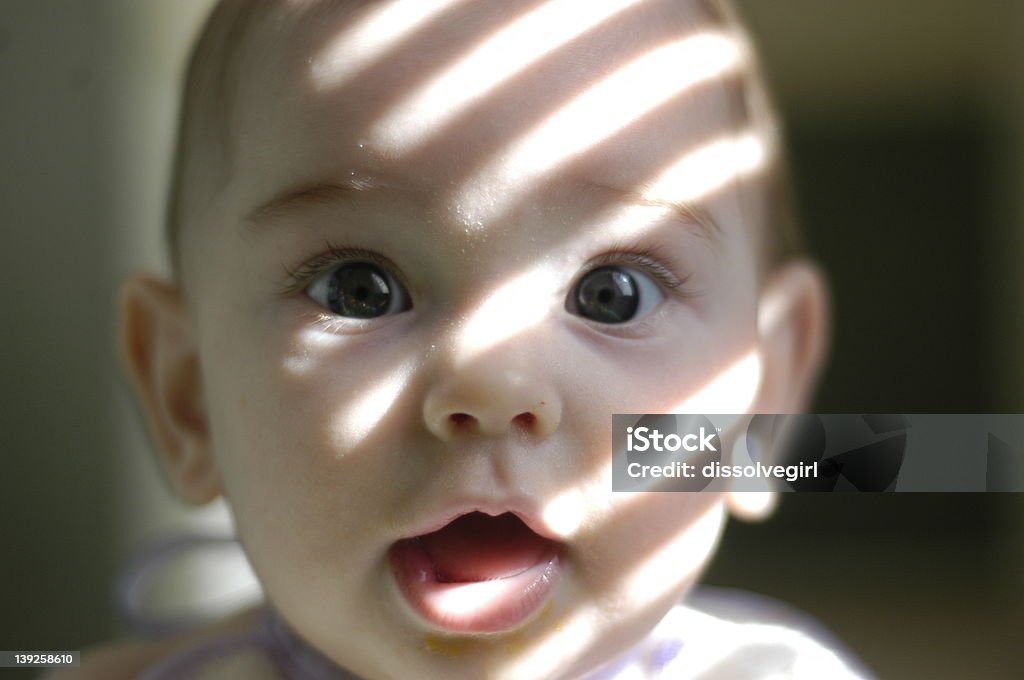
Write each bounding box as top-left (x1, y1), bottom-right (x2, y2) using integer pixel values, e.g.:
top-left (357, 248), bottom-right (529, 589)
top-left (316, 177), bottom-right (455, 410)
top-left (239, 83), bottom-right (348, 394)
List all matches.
top-left (307, 262), bottom-right (411, 318)
top-left (567, 266), bottom-right (665, 324)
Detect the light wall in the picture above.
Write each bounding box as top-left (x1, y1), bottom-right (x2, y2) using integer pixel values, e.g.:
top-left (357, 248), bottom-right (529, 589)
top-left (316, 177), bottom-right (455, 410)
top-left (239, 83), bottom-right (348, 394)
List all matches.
top-left (0, 0), bottom-right (242, 656)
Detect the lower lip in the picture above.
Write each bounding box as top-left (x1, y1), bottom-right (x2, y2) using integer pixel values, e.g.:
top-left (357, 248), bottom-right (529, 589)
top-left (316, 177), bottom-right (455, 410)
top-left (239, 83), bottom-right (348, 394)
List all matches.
top-left (389, 540), bottom-right (562, 634)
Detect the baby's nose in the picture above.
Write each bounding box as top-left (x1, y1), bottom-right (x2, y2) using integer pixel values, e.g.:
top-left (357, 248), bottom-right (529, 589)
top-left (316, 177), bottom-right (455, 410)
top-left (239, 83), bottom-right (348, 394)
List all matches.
top-left (423, 362), bottom-right (561, 441)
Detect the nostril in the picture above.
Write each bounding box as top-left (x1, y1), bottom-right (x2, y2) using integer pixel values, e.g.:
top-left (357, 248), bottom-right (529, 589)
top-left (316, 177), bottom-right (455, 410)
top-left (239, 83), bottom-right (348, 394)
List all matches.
top-left (449, 413), bottom-right (476, 429)
top-left (513, 412), bottom-right (537, 428)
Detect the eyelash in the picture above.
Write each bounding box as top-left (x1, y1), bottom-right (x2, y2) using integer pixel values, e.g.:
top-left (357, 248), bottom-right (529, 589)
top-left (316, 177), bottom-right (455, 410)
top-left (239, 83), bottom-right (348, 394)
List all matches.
top-left (580, 240), bottom-right (694, 300)
top-left (279, 239), bottom-right (695, 301)
top-left (279, 242), bottom-right (405, 296)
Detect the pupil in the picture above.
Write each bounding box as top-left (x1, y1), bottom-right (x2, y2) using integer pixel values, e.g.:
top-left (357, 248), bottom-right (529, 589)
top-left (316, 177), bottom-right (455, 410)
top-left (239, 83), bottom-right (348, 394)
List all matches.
top-left (328, 263), bottom-right (392, 318)
top-left (574, 267), bottom-right (639, 323)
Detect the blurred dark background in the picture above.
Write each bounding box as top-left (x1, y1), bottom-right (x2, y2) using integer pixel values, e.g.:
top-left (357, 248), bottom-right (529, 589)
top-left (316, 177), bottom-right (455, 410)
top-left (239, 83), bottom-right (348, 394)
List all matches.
top-left (704, 3), bottom-right (1024, 679)
top-left (2, 1), bottom-right (1022, 678)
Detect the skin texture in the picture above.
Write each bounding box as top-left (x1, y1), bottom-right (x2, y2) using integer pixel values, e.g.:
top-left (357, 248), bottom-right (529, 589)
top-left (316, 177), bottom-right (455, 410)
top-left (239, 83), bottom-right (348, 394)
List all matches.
top-left (112, 1), bottom-right (828, 678)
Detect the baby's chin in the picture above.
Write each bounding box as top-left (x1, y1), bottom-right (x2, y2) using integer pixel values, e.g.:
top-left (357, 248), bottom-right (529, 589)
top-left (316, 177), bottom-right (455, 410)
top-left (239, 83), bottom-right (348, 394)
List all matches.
top-left (372, 571), bottom-right (696, 680)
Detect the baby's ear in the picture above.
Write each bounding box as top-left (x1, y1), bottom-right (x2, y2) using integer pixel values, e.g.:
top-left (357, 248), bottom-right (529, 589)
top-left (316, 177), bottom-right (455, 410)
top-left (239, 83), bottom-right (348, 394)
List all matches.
top-left (118, 274), bottom-right (221, 505)
top-left (751, 260), bottom-right (830, 415)
top-left (727, 260), bottom-right (829, 522)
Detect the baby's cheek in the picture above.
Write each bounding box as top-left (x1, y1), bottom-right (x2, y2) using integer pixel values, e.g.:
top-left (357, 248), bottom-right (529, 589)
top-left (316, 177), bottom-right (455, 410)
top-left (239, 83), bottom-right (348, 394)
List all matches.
top-left (572, 333), bottom-right (750, 418)
top-left (205, 336), bottom-right (410, 564)
top-left (578, 491), bottom-right (723, 591)
top-left (562, 327), bottom-right (744, 597)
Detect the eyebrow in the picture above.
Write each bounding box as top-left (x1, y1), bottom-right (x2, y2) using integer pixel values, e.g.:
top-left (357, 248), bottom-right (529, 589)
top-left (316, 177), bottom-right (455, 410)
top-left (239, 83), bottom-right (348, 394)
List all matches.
top-left (243, 175), bottom-right (723, 243)
top-left (243, 177), bottom-right (399, 226)
top-left (575, 178), bottom-right (723, 244)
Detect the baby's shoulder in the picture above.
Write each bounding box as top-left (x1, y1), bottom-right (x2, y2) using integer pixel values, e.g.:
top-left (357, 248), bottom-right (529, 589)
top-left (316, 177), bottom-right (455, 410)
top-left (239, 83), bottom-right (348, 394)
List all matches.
top-left (43, 606), bottom-right (269, 680)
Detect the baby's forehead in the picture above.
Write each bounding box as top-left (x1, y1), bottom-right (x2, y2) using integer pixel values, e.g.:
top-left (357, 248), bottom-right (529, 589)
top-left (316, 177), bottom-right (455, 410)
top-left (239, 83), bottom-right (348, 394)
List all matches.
top-left (267, 0), bottom-right (726, 70)
top-left (224, 0), bottom-right (752, 231)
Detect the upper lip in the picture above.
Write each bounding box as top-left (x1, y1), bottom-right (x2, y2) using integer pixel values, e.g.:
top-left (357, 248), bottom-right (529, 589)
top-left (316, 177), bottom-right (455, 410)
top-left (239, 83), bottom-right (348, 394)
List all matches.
top-left (398, 497), bottom-right (562, 543)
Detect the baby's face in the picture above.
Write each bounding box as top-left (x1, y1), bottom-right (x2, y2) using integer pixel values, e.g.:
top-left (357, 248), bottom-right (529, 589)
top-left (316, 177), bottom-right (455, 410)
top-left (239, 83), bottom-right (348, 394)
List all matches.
top-left (185, 1), bottom-right (765, 678)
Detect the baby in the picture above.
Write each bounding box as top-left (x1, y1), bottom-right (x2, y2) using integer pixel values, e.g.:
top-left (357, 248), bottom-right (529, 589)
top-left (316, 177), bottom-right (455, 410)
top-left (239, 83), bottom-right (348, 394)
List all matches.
top-left (70, 0), bottom-right (861, 677)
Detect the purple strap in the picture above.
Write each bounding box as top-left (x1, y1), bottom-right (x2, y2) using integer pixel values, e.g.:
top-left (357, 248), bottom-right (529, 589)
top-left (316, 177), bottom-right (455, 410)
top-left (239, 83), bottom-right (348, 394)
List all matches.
top-left (136, 607), bottom-right (363, 679)
top-left (137, 626), bottom-right (267, 680)
top-left (261, 610), bottom-right (361, 679)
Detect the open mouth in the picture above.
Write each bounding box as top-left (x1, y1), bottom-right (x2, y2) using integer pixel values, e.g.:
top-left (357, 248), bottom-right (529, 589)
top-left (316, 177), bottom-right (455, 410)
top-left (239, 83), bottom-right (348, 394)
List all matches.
top-left (388, 512), bottom-right (563, 633)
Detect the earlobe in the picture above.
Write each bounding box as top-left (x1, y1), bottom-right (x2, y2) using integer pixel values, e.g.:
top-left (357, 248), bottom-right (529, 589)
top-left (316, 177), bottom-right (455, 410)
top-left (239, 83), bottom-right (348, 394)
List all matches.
top-left (725, 487), bottom-right (779, 522)
top-left (727, 260), bottom-right (829, 522)
top-left (118, 274), bottom-right (221, 505)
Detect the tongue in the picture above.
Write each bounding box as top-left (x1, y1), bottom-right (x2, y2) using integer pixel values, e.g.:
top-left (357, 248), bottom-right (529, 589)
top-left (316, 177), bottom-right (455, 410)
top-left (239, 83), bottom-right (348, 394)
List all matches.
top-left (417, 512), bottom-right (552, 583)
